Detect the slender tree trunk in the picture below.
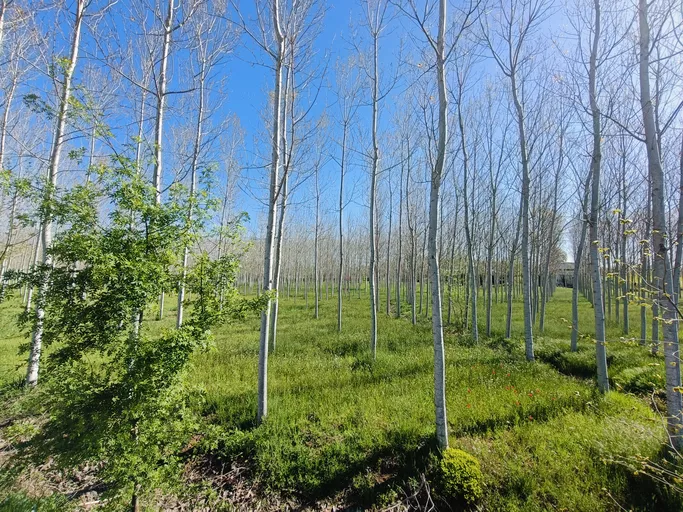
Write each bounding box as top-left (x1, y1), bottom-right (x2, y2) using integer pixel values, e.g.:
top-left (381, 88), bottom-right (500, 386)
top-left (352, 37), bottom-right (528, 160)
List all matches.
top-left (176, 63), bottom-right (206, 328)
top-left (369, 33), bottom-right (379, 359)
top-left (448, 193), bottom-right (459, 326)
top-left (386, 179), bottom-right (392, 316)
top-left (641, 180), bottom-right (651, 346)
top-left (572, 172), bottom-right (591, 352)
top-left (506, 202), bottom-right (522, 339)
top-left (588, 0), bottom-right (609, 393)
top-left (152, 0), bottom-right (173, 204)
top-left (620, 148), bottom-right (629, 334)
top-left (639, 0), bottom-right (682, 448)
top-left (270, 55), bottom-right (294, 351)
top-left (314, 164), bottom-right (320, 319)
top-left (0, 76), bottom-right (16, 173)
top-left (485, 194), bottom-right (495, 337)
top-left (24, 225), bottom-right (41, 313)
top-left (396, 143), bottom-right (403, 319)
top-left (338, 122), bottom-right (347, 331)
top-left (270, 175), bottom-right (288, 350)
top-left (510, 70), bottom-right (534, 361)
top-left (258, 2), bottom-right (285, 423)
top-left (0, 0), bottom-right (7, 54)
top-left (134, 92), bottom-right (146, 171)
top-left (671, 132), bottom-right (683, 303)
top-left (419, 225), bottom-right (426, 314)
top-left (153, 0), bottom-right (174, 321)
top-left (408, 161), bottom-right (417, 325)
top-left (26, 0), bottom-right (85, 387)
top-left (429, 0), bottom-right (449, 449)
top-left (0, 185), bottom-right (18, 300)
top-left (540, 144), bottom-right (562, 333)
top-left (457, 98), bottom-right (477, 342)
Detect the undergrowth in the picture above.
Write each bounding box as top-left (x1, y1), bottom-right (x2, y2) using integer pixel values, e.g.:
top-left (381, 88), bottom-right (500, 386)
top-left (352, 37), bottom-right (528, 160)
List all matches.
top-left (1, 287), bottom-right (680, 510)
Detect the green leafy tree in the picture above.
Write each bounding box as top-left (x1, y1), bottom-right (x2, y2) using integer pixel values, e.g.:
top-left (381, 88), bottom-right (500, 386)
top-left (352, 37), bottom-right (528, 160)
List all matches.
top-left (8, 158), bottom-right (264, 510)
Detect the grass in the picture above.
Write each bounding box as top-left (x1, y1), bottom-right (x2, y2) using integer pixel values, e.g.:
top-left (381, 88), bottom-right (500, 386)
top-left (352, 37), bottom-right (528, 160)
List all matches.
top-left (459, 393), bottom-right (673, 511)
top-left (1, 284), bottom-right (681, 510)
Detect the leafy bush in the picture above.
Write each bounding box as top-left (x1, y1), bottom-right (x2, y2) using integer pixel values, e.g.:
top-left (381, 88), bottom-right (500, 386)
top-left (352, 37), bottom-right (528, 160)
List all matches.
top-left (436, 448), bottom-right (483, 505)
top-left (4, 163), bottom-right (261, 509)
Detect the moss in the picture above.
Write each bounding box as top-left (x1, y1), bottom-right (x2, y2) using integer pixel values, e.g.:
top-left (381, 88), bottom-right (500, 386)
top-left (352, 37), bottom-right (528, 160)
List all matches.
top-left (436, 448), bottom-right (483, 505)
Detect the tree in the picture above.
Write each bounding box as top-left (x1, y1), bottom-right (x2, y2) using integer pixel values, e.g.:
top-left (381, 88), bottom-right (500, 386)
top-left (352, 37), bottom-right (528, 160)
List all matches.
top-left (153, 0), bottom-right (177, 321)
top-left (587, 0), bottom-right (609, 393)
top-left (428, 0), bottom-right (449, 448)
top-left (399, 0), bottom-right (478, 451)
top-left (359, 0), bottom-right (391, 360)
top-left (252, 0), bottom-right (285, 424)
top-left (10, 160), bottom-right (261, 511)
top-left (570, 164), bottom-right (591, 352)
top-left (454, 51), bottom-right (479, 343)
top-left (638, 0), bottom-right (682, 449)
top-left (176, 3), bottom-right (238, 328)
top-left (483, 0), bottom-right (551, 362)
top-left (334, 57), bottom-right (361, 331)
top-left (269, 0), bottom-right (325, 350)
top-left (26, 0), bottom-right (87, 387)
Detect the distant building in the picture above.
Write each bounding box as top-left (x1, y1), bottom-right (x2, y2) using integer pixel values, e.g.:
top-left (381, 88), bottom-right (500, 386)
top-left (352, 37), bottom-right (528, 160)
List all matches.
top-left (556, 261), bottom-right (574, 288)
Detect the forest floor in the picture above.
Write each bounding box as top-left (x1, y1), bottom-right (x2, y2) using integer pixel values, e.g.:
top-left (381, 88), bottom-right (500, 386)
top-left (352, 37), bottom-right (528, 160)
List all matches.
top-left (0, 287), bottom-right (681, 511)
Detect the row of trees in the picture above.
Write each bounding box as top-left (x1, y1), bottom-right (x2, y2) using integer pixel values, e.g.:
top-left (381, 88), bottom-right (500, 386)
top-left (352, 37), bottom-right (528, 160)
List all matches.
top-left (0, 0), bottom-right (682, 463)
top-left (244, 0), bottom-right (683, 451)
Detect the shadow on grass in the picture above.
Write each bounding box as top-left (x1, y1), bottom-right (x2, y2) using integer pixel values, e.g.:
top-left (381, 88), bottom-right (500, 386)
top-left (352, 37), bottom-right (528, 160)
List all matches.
top-left (535, 340), bottom-right (667, 395)
top-left (262, 429), bottom-right (439, 510)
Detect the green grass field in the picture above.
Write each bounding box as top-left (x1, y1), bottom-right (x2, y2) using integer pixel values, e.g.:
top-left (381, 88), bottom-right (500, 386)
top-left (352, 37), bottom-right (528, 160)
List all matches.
top-left (1, 285), bottom-right (681, 511)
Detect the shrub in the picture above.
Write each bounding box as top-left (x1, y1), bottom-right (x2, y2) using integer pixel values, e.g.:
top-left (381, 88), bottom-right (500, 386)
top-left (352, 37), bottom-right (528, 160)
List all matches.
top-left (436, 448), bottom-right (483, 505)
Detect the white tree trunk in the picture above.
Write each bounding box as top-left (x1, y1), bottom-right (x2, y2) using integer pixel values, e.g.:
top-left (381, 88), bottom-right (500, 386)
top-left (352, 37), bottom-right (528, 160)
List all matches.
top-left (24, 224), bottom-right (41, 313)
top-left (571, 171), bottom-right (591, 352)
top-left (153, 0), bottom-right (174, 204)
top-left (457, 97), bottom-right (478, 343)
top-left (153, 0), bottom-right (174, 321)
top-left (429, 0), bottom-right (449, 450)
top-left (588, 0), bottom-right (609, 393)
top-left (638, 0), bottom-right (682, 448)
top-left (0, 185), bottom-right (17, 300)
top-left (0, 0), bottom-right (7, 54)
top-left (258, 0), bottom-right (285, 423)
top-left (510, 72), bottom-right (534, 361)
top-left (314, 163), bottom-right (320, 319)
top-left (386, 180), bottom-right (392, 316)
top-left (369, 33), bottom-right (379, 359)
top-left (27, 0), bottom-right (85, 387)
top-left (177, 63), bottom-right (205, 328)
top-left (338, 123), bottom-right (347, 331)
top-left (396, 146), bottom-right (403, 319)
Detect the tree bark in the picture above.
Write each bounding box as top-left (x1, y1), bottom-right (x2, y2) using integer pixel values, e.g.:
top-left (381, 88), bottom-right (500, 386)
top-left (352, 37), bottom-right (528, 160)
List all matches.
top-left (258, 0), bottom-right (285, 423)
top-left (26, 0), bottom-right (85, 387)
top-left (510, 73), bottom-right (534, 361)
top-left (338, 121), bottom-right (347, 331)
top-left (638, 0), bottom-right (682, 448)
top-left (429, 0), bottom-right (449, 450)
top-left (176, 59), bottom-right (206, 328)
top-left (506, 201), bottom-right (522, 339)
top-left (572, 171), bottom-right (591, 352)
top-left (588, 0), bottom-right (609, 393)
top-left (369, 32), bottom-right (379, 359)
